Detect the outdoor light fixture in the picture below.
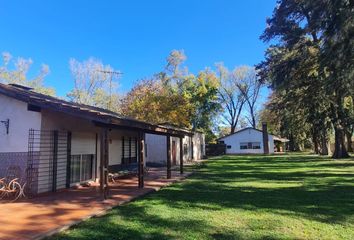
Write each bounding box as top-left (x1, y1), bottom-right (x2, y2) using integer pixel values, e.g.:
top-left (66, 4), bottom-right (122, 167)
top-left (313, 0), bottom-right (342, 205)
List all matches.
top-left (1, 119), bottom-right (9, 134)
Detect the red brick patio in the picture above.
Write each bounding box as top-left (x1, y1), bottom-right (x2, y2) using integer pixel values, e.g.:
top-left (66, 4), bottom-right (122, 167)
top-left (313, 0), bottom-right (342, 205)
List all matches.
top-left (0, 168), bottom-right (192, 240)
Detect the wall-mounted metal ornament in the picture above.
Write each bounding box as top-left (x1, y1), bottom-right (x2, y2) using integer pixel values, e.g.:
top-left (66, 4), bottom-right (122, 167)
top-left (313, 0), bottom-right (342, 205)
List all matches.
top-left (1, 119), bottom-right (9, 134)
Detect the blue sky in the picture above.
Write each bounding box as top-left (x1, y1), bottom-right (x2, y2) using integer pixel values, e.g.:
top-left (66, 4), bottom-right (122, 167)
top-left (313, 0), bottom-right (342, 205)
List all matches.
top-left (0, 0), bottom-right (276, 98)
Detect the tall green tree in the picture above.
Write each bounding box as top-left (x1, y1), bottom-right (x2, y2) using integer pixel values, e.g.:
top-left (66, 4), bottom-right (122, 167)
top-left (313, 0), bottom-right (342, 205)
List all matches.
top-left (121, 50), bottom-right (220, 143)
top-left (318, 0), bottom-right (354, 157)
top-left (120, 76), bottom-right (193, 127)
top-left (258, 0), bottom-right (353, 158)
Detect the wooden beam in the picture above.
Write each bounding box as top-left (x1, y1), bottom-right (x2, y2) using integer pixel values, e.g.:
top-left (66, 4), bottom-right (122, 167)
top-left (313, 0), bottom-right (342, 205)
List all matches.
top-left (180, 137), bottom-right (183, 174)
top-left (167, 135), bottom-right (171, 179)
top-left (138, 131), bottom-right (144, 188)
top-left (93, 121), bottom-right (190, 138)
top-left (100, 128), bottom-right (109, 199)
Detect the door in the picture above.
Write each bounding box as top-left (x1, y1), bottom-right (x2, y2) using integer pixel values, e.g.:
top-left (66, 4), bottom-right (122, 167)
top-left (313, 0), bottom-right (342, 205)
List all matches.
top-left (172, 140), bottom-right (177, 165)
top-left (70, 154), bottom-right (94, 184)
top-left (70, 132), bottom-right (96, 185)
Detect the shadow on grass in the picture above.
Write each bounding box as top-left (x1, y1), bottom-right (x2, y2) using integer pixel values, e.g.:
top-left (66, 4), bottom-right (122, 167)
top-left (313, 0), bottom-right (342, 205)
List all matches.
top-left (51, 203), bottom-right (212, 240)
top-left (51, 154), bottom-right (354, 240)
top-left (148, 155), bottom-right (354, 224)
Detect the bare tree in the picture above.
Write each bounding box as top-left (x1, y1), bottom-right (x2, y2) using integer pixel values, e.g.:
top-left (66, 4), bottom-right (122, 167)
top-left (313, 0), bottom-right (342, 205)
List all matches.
top-left (161, 49), bottom-right (189, 88)
top-left (67, 57), bottom-right (121, 111)
top-left (0, 52), bottom-right (54, 95)
top-left (216, 63), bottom-right (246, 133)
top-left (236, 66), bottom-right (262, 128)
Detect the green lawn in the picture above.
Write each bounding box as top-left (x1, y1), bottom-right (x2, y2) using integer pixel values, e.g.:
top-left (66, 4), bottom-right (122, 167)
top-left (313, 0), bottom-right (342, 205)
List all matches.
top-left (51, 154), bottom-right (354, 240)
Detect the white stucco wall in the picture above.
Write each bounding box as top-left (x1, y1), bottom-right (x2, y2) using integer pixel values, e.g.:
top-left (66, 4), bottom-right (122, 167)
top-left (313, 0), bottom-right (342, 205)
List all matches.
top-left (145, 132), bottom-right (205, 165)
top-left (145, 134), bottom-right (167, 165)
top-left (171, 136), bottom-right (181, 165)
top-left (71, 132), bottom-right (96, 155)
top-left (41, 109), bottom-right (140, 172)
top-left (192, 132), bottom-right (205, 160)
top-left (220, 128), bottom-right (274, 154)
top-left (37, 109), bottom-right (142, 191)
top-left (38, 110), bottom-right (99, 192)
top-left (108, 130), bottom-right (138, 166)
top-left (0, 94), bottom-right (42, 152)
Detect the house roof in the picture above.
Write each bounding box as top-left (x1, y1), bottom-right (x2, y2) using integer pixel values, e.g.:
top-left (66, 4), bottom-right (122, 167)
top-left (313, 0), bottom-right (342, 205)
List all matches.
top-left (0, 83), bottom-right (192, 137)
top-left (218, 127), bottom-right (289, 142)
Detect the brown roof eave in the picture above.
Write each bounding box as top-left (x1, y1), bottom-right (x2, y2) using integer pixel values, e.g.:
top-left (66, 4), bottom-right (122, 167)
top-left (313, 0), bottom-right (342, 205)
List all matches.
top-left (0, 86), bottom-right (111, 123)
top-left (0, 84), bottom-right (192, 136)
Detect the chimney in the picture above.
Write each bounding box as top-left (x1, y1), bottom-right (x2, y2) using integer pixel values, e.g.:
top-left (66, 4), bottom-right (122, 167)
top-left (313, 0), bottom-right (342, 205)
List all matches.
top-left (262, 122), bottom-right (269, 154)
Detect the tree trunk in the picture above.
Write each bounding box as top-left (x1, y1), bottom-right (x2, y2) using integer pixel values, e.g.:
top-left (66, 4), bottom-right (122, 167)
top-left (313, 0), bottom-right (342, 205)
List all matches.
top-left (250, 108), bottom-right (256, 128)
top-left (288, 134), bottom-right (301, 151)
top-left (345, 129), bottom-right (353, 152)
top-left (231, 125), bottom-right (236, 134)
top-left (332, 125), bottom-right (350, 158)
top-left (312, 131), bottom-right (319, 154)
top-left (288, 134), bottom-right (295, 151)
top-left (319, 128), bottom-right (329, 155)
top-left (319, 137), bottom-right (329, 155)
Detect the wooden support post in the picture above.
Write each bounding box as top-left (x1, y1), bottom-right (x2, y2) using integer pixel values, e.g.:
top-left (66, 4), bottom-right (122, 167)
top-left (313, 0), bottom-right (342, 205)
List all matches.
top-left (100, 128), bottom-right (109, 199)
top-left (180, 137), bottom-right (183, 175)
top-left (129, 137), bottom-right (132, 163)
top-left (122, 136), bottom-right (125, 164)
top-left (138, 132), bottom-right (144, 188)
top-left (66, 131), bottom-right (72, 188)
top-left (167, 135), bottom-right (171, 179)
top-left (94, 133), bottom-right (98, 180)
top-left (52, 130), bottom-right (58, 192)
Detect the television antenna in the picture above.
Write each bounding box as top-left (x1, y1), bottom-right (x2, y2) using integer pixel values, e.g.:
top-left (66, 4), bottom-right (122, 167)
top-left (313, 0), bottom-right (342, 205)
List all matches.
top-left (97, 70), bottom-right (123, 109)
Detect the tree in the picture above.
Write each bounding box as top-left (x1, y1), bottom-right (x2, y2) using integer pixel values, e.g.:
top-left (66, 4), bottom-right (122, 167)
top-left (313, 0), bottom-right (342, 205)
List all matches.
top-left (343, 96), bottom-right (354, 152)
top-left (0, 52), bottom-right (55, 95)
top-left (120, 77), bottom-right (192, 127)
top-left (318, 0), bottom-right (353, 158)
top-left (177, 69), bottom-right (221, 130)
top-left (258, 0), bottom-right (353, 158)
top-left (188, 69), bottom-right (221, 142)
top-left (217, 125), bottom-right (231, 138)
top-left (259, 91), bottom-right (312, 151)
top-left (216, 63), bottom-right (246, 133)
top-left (121, 50), bottom-right (221, 143)
top-left (236, 66), bottom-right (262, 128)
top-left (67, 57), bottom-right (120, 112)
top-left (164, 49), bottom-right (188, 86)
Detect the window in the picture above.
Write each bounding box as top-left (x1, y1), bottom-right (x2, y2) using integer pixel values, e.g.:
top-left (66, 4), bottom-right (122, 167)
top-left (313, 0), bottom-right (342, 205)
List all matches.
top-left (183, 144), bottom-right (188, 155)
top-left (252, 142), bottom-right (261, 149)
top-left (240, 142), bottom-right (261, 150)
top-left (240, 143), bottom-right (248, 149)
top-left (227, 145), bottom-right (231, 149)
top-left (70, 154), bottom-right (94, 184)
top-left (122, 136), bottom-right (138, 164)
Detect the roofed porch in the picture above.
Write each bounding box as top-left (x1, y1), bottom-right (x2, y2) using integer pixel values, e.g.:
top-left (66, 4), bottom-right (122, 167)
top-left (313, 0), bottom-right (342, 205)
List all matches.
top-left (0, 166), bottom-right (194, 240)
